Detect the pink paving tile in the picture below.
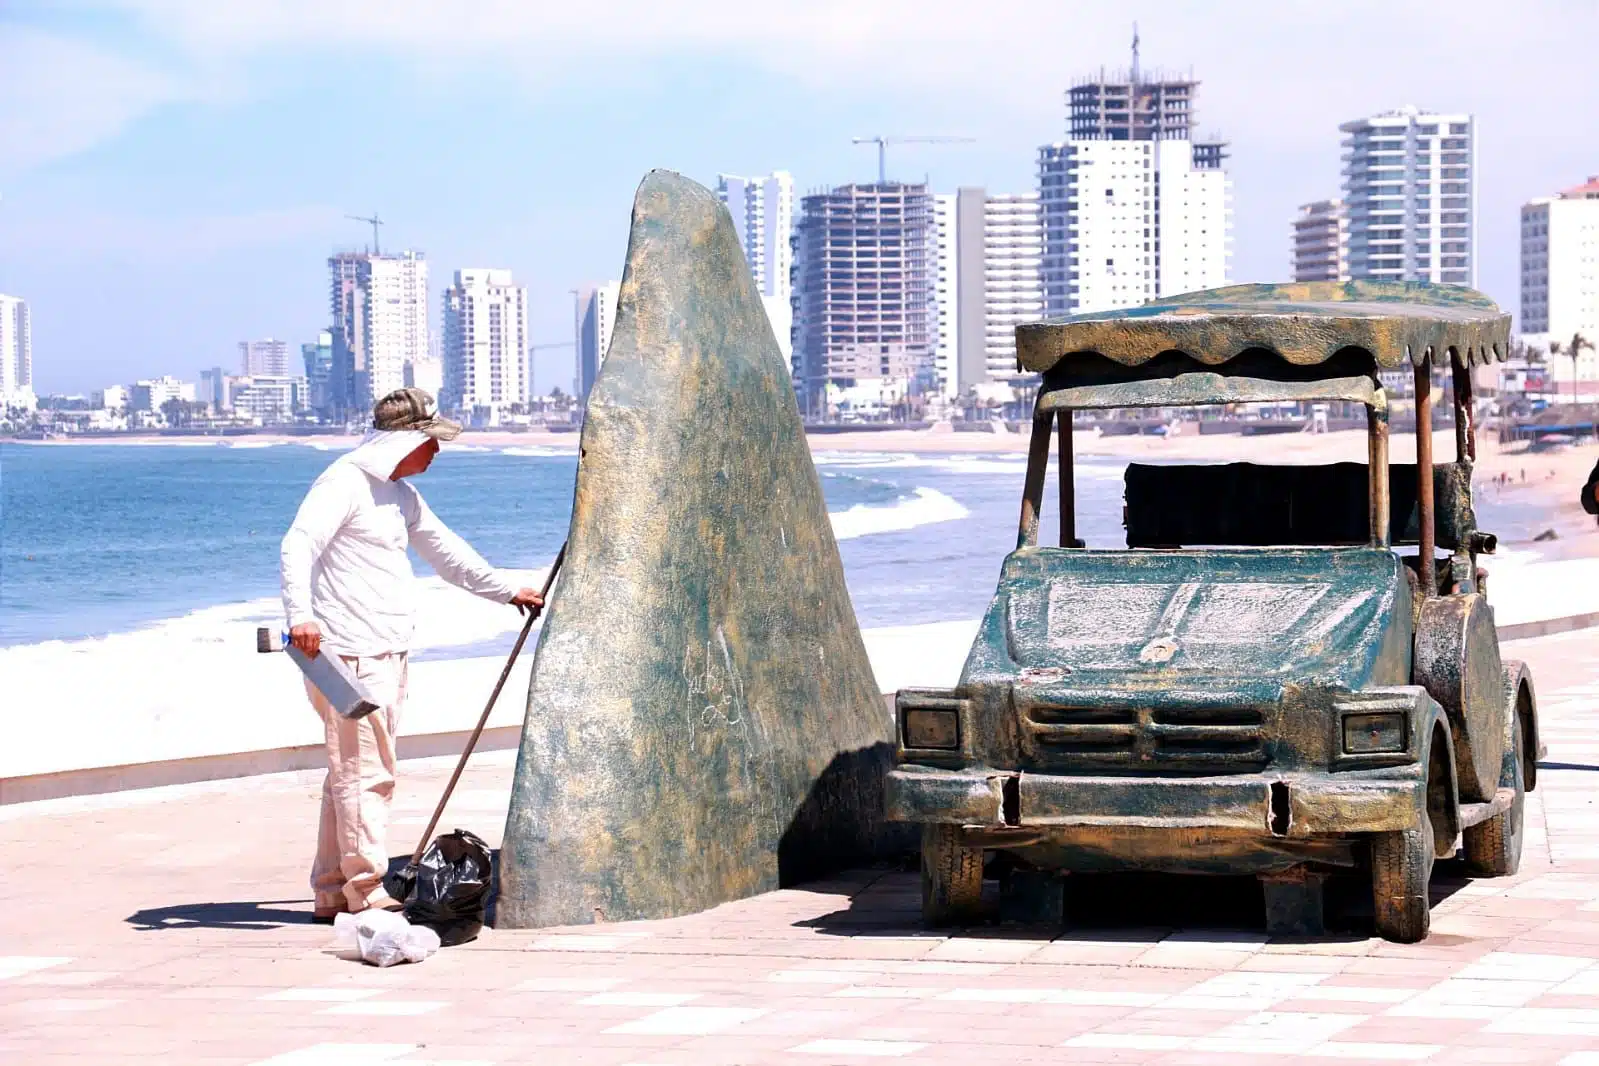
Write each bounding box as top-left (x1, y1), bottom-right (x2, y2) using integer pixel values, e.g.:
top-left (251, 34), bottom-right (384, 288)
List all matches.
top-left (6, 630), bottom-right (1599, 1063)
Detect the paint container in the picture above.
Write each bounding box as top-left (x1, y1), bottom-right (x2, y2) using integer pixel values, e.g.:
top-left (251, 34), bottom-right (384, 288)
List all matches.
top-left (256, 628), bottom-right (381, 719)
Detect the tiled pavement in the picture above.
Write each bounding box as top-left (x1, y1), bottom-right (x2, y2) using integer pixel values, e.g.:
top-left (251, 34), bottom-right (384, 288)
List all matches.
top-left (5, 629), bottom-right (1599, 1064)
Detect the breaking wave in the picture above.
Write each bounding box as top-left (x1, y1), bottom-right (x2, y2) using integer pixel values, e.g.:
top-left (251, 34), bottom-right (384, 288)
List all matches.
top-left (829, 487), bottom-right (969, 541)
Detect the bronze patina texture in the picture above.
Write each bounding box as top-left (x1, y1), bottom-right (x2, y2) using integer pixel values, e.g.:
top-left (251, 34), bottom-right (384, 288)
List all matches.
top-left (496, 171), bottom-right (895, 929)
top-left (895, 281), bottom-right (1540, 942)
top-left (1016, 281), bottom-right (1511, 375)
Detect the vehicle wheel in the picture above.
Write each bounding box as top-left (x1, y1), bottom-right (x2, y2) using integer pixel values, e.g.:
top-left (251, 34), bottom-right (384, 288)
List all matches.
top-left (1371, 814), bottom-right (1434, 943)
top-left (1464, 706), bottom-right (1525, 876)
top-left (921, 824), bottom-right (984, 926)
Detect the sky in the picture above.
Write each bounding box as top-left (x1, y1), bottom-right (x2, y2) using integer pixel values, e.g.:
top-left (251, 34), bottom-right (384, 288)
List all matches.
top-left (1, 0), bottom-right (1596, 395)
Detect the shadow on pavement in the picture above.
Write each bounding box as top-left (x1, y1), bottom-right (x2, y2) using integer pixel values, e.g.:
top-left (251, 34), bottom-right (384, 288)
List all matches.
top-left (126, 900), bottom-right (312, 931)
top-left (798, 863), bottom-right (1471, 942)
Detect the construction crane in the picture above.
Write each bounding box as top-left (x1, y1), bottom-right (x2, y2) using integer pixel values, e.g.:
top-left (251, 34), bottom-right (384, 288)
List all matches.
top-left (527, 340), bottom-right (576, 399)
top-left (345, 213), bottom-right (384, 255)
top-left (851, 135), bottom-right (975, 184)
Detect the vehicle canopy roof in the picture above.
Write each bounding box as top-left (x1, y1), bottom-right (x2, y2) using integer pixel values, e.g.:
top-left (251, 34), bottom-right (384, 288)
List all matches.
top-left (1017, 281), bottom-right (1510, 381)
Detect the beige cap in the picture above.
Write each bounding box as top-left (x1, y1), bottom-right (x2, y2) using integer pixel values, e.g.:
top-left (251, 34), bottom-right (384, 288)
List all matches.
top-left (372, 387), bottom-right (463, 441)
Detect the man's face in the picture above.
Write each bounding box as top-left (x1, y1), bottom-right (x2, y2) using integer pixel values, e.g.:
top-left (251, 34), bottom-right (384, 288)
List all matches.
top-left (390, 437), bottom-right (440, 481)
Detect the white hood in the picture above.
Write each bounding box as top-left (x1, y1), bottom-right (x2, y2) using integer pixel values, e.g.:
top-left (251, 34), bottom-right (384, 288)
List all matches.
top-left (342, 428), bottom-right (433, 483)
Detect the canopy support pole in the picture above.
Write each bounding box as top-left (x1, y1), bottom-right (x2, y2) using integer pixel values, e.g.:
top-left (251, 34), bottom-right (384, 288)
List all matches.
top-left (1058, 409), bottom-right (1077, 547)
top-left (1415, 361), bottom-right (1437, 596)
top-left (1018, 408), bottom-right (1054, 550)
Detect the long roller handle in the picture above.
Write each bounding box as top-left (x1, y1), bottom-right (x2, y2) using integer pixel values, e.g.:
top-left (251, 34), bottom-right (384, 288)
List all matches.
top-left (406, 542), bottom-right (567, 867)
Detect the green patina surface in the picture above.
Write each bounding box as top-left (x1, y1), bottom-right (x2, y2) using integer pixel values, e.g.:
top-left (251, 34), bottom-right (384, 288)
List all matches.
top-left (497, 171), bottom-right (895, 929)
top-left (1017, 280), bottom-right (1511, 375)
top-left (963, 547), bottom-right (1414, 750)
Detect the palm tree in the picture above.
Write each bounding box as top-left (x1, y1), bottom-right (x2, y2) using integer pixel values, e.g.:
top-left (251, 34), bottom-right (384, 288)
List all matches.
top-left (1567, 332), bottom-right (1595, 404)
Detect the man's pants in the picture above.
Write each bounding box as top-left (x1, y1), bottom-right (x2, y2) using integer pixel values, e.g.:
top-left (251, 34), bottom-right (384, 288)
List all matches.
top-left (304, 652), bottom-right (408, 913)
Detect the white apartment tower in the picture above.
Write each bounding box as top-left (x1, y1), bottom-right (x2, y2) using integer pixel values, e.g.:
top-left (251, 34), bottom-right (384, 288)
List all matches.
top-left (1038, 67), bottom-right (1231, 318)
top-left (932, 194), bottom-right (960, 398)
top-left (944, 189), bottom-right (1049, 393)
top-left (0, 294), bottom-right (33, 404)
top-left (717, 172), bottom-right (795, 358)
top-left (327, 250), bottom-right (429, 418)
top-left (1293, 200), bottom-right (1350, 282)
top-left (1341, 107), bottom-right (1475, 286)
top-left (980, 194), bottom-right (1045, 380)
top-left (239, 338), bottom-right (290, 376)
top-left (577, 282), bottom-right (621, 400)
top-left (442, 268), bottom-right (529, 418)
top-left (1522, 176), bottom-right (1599, 393)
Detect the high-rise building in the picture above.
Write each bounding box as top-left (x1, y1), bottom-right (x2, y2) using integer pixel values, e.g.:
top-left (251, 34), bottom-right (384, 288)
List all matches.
top-left (442, 268), bottom-right (528, 419)
top-left (327, 250), bottom-right (429, 418)
top-left (717, 171), bottom-right (795, 358)
top-left (1038, 63), bottom-right (1230, 318)
top-left (200, 367), bottom-right (231, 411)
top-left (940, 189), bottom-right (1046, 394)
top-left (1340, 107), bottom-right (1475, 286)
top-left (979, 194), bottom-right (1045, 381)
top-left (405, 357), bottom-right (443, 401)
top-left (239, 338), bottom-right (290, 376)
top-left (1292, 200), bottom-right (1350, 282)
top-left (328, 252), bottom-right (365, 418)
top-left (932, 194), bottom-right (961, 398)
top-left (792, 182), bottom-right (938, 409)
top-left (953, 188), bottom-right (987, 394)
top-left (576, 282), bottom-right (621, 400)
top-left (0, 294), bottom-right (34, 404)
top-left (301, 331), bottom-right (334, 417)
top-left (1522, 176), bottom-right (1599, 395)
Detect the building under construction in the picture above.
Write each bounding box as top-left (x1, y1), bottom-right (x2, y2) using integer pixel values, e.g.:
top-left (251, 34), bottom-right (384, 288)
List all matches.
top-left (1038, 42), bottom-right (1232, 319)
top-left (1068, 69), bottom-right (1198, 143)
top-left (791, 182), bottom-right (937, 411)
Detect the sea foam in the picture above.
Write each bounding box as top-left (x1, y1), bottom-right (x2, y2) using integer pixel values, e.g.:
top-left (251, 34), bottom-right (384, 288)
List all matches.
top-left (829, 487), bottom-right (969, 541)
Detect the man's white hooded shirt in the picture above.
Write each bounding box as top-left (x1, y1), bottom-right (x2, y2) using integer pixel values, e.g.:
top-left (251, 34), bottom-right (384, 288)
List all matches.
top-left (280, 430), bottom-right (517, 656)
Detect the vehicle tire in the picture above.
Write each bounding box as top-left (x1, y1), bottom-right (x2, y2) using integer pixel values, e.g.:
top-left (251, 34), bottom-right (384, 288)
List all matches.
top-left (921, 824), bottom-right (984, 926)
top-left (1463, 702), bottom-right (1525, 877)
top-left (1371, 814), bottom-right (1434, 944)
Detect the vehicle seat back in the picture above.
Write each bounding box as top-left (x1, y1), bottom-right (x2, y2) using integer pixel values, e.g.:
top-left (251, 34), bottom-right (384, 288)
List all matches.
top-left (1123, 461), bottom-right (1474, 549)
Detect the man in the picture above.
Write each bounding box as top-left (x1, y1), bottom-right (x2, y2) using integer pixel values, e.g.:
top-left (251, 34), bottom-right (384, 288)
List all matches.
top-left (1584, 459), bottom-right (1599, 523)
top-left (280, 387), bottom-right (543, 922)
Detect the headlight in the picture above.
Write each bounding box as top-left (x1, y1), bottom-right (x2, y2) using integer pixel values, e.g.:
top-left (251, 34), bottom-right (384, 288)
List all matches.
top-left (1343, 712), bottom-right (1407, 755)
top-left (904, 708), bottom-right (960, 750)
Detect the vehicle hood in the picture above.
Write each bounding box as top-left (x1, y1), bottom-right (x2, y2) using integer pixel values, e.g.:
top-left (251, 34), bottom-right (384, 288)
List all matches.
top-left (966, 547), bottom-right (1411, 694)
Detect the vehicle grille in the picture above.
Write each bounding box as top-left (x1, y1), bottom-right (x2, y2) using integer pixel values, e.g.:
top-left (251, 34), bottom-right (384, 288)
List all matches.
top-left (1017, 696), bottom-right (1268, 773)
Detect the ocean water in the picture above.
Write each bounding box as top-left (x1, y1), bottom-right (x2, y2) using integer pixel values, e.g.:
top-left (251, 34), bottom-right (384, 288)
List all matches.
top-left (0, 438), bottom-right (1557, 655)
top-left (0, 441), bottom-right (1128, 652)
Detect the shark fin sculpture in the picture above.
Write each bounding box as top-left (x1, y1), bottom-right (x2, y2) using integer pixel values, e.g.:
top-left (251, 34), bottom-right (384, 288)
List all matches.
top-left (496, 170), bottom-right (897, 928)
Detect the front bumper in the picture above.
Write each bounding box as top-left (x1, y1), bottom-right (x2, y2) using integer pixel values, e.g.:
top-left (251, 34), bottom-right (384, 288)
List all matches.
top-left (885, 764), bottom-right (1425, 838)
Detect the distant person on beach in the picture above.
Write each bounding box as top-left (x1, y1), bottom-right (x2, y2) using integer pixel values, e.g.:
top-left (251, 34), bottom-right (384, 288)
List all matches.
top-left (279, 387), bottom-right (544, 923)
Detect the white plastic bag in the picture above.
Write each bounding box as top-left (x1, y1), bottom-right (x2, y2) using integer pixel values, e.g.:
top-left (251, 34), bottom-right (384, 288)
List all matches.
top-left (330, 909), bottom-right (441, 967)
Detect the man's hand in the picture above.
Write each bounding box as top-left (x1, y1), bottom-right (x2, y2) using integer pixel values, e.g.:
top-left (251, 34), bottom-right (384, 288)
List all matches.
top-left (290, 621), bottom-right (322, 659)
top-left (510, 589), bottom-right (546, 615)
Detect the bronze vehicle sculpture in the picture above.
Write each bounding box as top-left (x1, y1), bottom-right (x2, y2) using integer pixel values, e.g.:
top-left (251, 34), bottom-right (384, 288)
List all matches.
top-left (886, 281), bottom-right (1540, 943)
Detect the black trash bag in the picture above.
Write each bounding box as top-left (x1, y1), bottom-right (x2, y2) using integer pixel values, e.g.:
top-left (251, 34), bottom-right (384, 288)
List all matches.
top-left (401, 828), bottom-right (492, 947)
